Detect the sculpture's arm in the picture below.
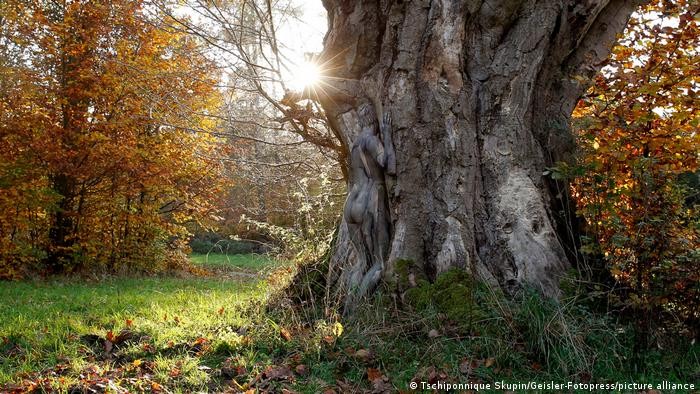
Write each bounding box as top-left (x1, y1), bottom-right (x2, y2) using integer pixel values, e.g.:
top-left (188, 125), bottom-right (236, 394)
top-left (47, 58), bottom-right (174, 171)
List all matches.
top-left (366, 136), bottom-right (386, 169)
top-left (381, 113), bottom-right (396, 176)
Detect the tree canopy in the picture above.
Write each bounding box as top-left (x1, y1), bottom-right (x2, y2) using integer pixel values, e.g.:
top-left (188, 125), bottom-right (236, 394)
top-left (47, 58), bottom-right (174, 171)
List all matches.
top-left (0, 0), bottom-right (226, 277)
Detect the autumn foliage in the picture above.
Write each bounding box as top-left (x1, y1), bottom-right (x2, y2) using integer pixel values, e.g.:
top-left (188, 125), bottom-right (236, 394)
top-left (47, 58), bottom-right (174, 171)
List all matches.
top-left (0, 0), bottom-right (226, 278)
top-left (573, 0), bottom-right (699, 333)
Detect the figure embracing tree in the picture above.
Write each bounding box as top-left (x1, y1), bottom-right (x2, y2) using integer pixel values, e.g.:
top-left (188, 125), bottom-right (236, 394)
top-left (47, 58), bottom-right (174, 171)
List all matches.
top-left (313, 0), bottom-right (647, 313)
top-left (341, 104), bottom-right (396, 310)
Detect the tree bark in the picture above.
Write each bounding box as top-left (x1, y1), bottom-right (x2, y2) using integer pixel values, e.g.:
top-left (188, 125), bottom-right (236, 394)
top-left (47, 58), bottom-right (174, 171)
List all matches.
top-left (47, 173), bottom-right (76, 272)
top-left (315, 0), bottom-right (644, 312)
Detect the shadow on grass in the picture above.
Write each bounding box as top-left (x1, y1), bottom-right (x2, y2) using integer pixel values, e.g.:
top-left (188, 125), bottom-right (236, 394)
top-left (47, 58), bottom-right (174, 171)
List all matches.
top-left (0, 275), bottom-right (267, 385)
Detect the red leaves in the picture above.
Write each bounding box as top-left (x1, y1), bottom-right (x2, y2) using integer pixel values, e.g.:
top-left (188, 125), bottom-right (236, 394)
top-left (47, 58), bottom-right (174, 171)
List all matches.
top-left (168, 367), bottom-right (181, 378)
top-left (367, 367), bottom-right (382, 381)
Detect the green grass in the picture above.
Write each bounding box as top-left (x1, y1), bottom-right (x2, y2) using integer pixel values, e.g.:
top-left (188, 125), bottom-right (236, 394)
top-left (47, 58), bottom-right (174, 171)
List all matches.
top-left (0, 276), bottom-right (265, 383)
top-left (1, 259), bottom-right (697, 393)
top-left (189, 252), bottom-right (278, 273)
top-left (0, 253), bottom-right (280, 390)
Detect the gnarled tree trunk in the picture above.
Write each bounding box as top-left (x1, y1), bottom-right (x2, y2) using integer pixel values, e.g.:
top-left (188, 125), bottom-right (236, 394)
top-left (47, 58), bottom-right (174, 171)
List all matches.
top-left (315, 0), bottom-right (643, 312)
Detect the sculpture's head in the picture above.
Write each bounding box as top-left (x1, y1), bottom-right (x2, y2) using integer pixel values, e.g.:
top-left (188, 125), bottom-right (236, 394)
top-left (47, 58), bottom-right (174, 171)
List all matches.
top-left (358, 103), bottom-right (378, 134)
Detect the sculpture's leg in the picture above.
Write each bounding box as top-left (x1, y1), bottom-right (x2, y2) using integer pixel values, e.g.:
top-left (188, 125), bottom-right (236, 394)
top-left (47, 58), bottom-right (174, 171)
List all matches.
top-left (356, 237), bottom-right (383, 307)
top-left (354, 185), bottom-right (390, 302)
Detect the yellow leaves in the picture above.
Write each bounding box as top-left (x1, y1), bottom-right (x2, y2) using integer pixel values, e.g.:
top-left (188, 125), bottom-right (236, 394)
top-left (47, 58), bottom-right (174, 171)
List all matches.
top-left (332, 322), bottom-right (343, 337)
top-left (0, 0), bottom-right (228, 273)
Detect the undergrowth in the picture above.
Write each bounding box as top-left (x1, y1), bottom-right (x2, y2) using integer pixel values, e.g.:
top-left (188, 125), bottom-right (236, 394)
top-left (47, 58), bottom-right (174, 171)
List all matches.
top-left (271, 267), bottom-right (699, 392)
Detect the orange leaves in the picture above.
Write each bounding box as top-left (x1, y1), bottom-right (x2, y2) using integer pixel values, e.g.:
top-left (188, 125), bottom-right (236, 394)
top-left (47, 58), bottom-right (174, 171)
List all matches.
top-left (572, 0), bottom-right (700, 329)
top-left (0, 0), bottom-right (227, 274)
top-left (366, 367), bottom-right (382, 381)
top-left (280, 327), bottom-right (293, 341)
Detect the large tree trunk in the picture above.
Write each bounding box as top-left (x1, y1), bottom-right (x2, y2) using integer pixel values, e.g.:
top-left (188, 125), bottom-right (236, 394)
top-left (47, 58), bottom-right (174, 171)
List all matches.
top-left (316, 0), bottom-right (643, 312)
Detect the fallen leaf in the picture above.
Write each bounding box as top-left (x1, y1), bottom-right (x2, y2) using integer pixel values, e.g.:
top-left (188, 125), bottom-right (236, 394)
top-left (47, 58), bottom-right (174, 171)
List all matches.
top-left (125, 319), bottom-right (133, 328)
top-left (104, 340), bottom-right (113, 354)
top-left (336, 379), bottom-right (356, 392)
top-left (353, 348), bottom-right (373, 363)
top-left (221, 364), bottom-right (246, 379)
top-left (113, 329), bottom-right (133, 344)
top-left (264, 365), bottom-right (293, 381)
top-left (280, 327), bottom-right (292, 341)
top-left (459, 359), bottom-right (471, 375)
top-left (218, 307), bottom-right (225, 316)
top-left (371, 376), bottom-right (393, 393)
top-left (427, 366), bottom-right (439, 384)
top-left (332, 322), bottom-right (343, 337)
top-left (290, 353), bottom-right (302, 363)
top-left (367, 368), bottom-right (382, 382)
top-left (578, 371), bottom-right (592, 382)
top-left (295, 364), bottom-right (309, 376)
top-left (484, 357), bottom-right (496, 368)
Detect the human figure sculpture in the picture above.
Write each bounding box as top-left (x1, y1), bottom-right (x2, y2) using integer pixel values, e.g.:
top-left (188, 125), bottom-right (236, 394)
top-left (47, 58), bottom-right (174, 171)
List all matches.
top-left (343, 103), bottom-right (395, 299)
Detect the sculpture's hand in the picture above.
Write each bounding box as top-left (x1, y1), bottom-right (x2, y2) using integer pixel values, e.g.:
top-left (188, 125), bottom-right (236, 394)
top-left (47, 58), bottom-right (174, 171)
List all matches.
top-left (381, 112), bottom-right (391, 136)
top-left (381, 112), bottom-right (396, 176)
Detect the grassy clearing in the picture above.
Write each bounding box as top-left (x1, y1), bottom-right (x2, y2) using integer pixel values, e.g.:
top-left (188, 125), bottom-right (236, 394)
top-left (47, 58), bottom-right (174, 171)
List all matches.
top-left (1, 260), bottom-right (698, 393)
top-left (189, 252), bottom-right (278, 274)
top-left (0, 254), bottom-right (276, 391)
top-left (0, 276), bottom-right (266, 385)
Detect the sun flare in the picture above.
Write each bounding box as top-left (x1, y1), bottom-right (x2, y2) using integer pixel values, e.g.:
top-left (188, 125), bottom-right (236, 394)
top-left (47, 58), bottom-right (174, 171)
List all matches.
top-left (289, 60), bottom-right (322, 91)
